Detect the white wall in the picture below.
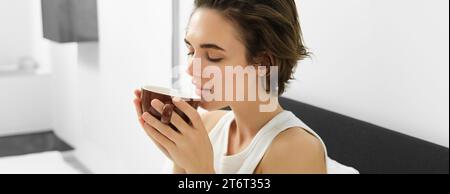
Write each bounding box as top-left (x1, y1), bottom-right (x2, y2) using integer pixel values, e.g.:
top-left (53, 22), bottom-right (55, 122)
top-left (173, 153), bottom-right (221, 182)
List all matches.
top-left (51, 0), bottom-right (173, 173)
top-left (0, 74), bottom-right (52, 135)
top-left (173, 0), bottom-right (195, 93)
top-left (0, 0), bottom-right (34, 66)
top-left (0, 0), bottom-right (49, 69)
top-left (285, 0), bottom-right (449, 147)
top-left (0, 0), bottom-right (52, 136)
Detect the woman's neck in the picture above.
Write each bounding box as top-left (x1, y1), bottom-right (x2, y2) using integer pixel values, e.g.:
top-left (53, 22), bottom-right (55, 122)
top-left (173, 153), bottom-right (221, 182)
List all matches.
top-left (229, 98), bottom-right (284, 140)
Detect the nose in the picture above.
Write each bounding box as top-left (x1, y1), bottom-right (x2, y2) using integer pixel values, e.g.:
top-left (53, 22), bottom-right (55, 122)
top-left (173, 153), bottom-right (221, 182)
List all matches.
top-left (186, 57), bottom-right (203, 78)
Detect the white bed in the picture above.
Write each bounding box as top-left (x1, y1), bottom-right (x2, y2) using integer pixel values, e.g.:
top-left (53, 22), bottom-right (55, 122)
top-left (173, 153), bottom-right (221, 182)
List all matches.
top-left (0, 151), bottom-right (82, 174)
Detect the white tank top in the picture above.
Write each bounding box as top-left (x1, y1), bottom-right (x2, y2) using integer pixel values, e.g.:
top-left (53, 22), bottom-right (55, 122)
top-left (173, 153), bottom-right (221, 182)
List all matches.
top-left (209, 111), bottom-right (359, 174)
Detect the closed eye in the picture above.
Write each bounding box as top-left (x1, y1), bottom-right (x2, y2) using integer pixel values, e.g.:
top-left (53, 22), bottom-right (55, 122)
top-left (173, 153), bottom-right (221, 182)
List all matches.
top-left (207, 57), bottom-right (223, 63)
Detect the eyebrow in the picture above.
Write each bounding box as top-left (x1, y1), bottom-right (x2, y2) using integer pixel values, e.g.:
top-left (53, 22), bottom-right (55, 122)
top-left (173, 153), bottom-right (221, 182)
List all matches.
top-left (184, 39), bottom-right (226, 52)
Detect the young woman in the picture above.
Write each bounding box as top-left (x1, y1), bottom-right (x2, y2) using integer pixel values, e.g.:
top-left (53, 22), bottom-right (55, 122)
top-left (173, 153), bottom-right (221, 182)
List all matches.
top-left (133, 0), bottom-right (358, 174)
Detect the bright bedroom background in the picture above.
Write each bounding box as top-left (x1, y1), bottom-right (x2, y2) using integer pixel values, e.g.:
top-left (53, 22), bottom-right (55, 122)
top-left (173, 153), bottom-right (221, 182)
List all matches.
top-left (0, 0), bottom-right (448, 173)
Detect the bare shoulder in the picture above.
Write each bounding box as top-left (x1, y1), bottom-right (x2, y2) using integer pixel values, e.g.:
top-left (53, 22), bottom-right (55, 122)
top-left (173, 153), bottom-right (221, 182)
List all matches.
top-left (200, 110), bottom-right (229, 133)
top-left (259, 127), bottom-right (327, 174)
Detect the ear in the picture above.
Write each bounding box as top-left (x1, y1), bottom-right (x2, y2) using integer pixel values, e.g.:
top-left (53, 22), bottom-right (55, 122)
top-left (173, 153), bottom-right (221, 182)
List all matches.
top-left (252, 52), bottom-right (275, 77)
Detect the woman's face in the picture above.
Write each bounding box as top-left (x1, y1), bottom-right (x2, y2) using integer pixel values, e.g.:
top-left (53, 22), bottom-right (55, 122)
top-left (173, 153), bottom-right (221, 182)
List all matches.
top-left (185, 8), bottom-right (257, 111)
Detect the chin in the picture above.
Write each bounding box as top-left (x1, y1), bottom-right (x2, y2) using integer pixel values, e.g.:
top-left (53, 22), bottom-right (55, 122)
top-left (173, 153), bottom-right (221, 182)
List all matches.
top-left (199, 100), bottom-right (228, 111)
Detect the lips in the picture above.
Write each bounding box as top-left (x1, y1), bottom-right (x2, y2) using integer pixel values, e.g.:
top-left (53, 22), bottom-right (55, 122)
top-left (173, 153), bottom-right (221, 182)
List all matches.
top-left (192, 79), bottom-right (213, 92)
top-left (195, 87), bottom-right (213, 97)
top-left (192, 80), bottom-right (213, 97)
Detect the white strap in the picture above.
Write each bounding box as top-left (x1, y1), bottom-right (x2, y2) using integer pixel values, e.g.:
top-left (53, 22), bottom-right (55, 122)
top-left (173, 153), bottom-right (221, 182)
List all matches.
top-left (237, 111), bottom-right (328, 174)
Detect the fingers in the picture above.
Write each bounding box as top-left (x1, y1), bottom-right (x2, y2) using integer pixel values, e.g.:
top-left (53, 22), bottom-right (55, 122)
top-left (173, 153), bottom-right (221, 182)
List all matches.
top-left (135, 89), bottom-right (173, 159)
top-left (161, 104), bottom-right (175, 125)
top-left (141, 117), bottom-right (171, 157)
top-left (151, 99), bottom-right (191, 134)
top-left (134, 89), bottom-right (142, 98)
top-left (172, 97), bottom-right (202, 129)
top-left (140, 119), bottom-right (166, 148)
top-left (134, 98), bottom-right (143, 117)
top-left (143, 112), bottom-right (180, 143)
top-left (134, 89), bottom-right (143, 117)
top-left (141, 119), bottom-right (175, 151)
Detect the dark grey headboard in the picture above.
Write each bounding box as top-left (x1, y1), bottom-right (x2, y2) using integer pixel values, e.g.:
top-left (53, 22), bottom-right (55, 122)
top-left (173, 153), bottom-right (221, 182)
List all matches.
top-left (279, 97), bottom-right (449, 174)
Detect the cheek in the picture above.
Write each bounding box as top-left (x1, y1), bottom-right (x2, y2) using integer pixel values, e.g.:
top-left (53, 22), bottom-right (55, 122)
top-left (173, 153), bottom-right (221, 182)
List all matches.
top-left (200, 55), bottom-right (251, 99)
top-left (221, 60), bottom-right (251, 93)
top-left (199, 62), bottom-right (217, 79)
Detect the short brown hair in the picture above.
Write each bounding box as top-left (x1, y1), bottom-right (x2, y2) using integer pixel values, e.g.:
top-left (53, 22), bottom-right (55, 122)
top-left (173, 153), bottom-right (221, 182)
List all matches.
top-left (193, 0), bottom-right (310, 95)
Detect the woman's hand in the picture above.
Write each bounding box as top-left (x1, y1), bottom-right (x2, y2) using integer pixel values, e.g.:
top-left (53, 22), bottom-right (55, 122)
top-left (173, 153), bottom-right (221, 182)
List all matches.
top-left (133, 90), bottom-right (172, 160)
top-left (134, 89), bottom-right (215, 174)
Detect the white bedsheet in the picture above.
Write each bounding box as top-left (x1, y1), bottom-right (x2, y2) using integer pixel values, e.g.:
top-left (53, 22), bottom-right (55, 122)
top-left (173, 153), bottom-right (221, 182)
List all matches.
top-left (0, 151), bottom-right (81, 174)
